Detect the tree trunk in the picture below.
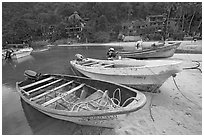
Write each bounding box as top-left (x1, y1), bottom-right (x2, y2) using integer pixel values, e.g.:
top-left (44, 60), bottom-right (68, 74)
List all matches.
top-left (181, 14), bottom-right (185, 32)
top-left (197, 19), bottom-right (202, 30)
top-left (188, 11), bottom-right (196, 35)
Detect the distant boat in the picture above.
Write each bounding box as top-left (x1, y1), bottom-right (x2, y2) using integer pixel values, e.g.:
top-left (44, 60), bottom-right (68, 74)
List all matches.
top-left (118, 41), bottom-right (181, 59)
top-left (70, 55), bottom-right (182, 92)
top-left (16, 70), bottom-right (146, 128)
top-left (2, 44), bottom-right (33, 59)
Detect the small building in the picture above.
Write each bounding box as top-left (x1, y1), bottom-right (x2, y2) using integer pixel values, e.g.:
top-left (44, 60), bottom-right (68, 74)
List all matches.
top-left (65, 11), bottom-right (86, 39)
top-left (122, 19), bottom-right (147, 36)
top-left (146, 14), bottom-right (166, 32)
top-left (123, 36), bottom-right (142, 42)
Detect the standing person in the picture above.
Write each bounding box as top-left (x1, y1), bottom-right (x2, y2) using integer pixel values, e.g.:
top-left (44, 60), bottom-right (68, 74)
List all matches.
top-left (135, 39), bottom-right (143, 50)
top-left (107, 48), bottom-right (118, 60)
top-left (5, 49), bottom-right (13, 60)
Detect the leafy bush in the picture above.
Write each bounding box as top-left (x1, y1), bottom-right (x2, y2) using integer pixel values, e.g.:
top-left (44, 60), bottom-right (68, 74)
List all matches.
top-left (30, 40), bottom-right (50, 48)
top-left (171, 32), bottom-right (185, 40)
top-left (94, 31), bottom-right (110, 43)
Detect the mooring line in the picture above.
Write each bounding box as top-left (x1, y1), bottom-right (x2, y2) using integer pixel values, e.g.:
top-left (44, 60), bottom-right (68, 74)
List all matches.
top-left (183, 61), bottom-right (202, 73)
top-left (172, 76), bottom-right (201, 108)
top-left (149, 94), bottom-right (155, 122)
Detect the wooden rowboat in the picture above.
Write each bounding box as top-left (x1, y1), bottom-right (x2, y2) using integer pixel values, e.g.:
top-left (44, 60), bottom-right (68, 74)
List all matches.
top-left (118, 41), bottom-right (181, 59)
top-left (70, 55), bottom-right (183, 92)
top-left (16, 70), bottom-right (146, 128)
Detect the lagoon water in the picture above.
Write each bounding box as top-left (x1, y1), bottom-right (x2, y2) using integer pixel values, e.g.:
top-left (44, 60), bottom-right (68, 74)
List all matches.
top-left (2, 45), bottom-right (118, 135)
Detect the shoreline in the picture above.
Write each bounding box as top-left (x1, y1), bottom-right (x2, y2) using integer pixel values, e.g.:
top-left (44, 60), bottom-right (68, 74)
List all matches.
top-left (54, 40), bottom-right (202, 54)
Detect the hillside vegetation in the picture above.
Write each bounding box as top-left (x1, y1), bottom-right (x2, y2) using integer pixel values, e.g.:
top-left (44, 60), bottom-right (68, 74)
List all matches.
top-left (2, 2), bottom-right (202, 47)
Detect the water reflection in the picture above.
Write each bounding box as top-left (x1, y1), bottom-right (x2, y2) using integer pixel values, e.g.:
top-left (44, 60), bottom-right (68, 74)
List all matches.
top-left (2, 55), bottom-right (35, 67)
top-left (20, 99), bottom-right (112, 135)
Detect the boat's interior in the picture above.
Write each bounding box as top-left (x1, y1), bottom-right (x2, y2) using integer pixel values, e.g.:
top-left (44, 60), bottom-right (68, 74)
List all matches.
top-left (76, 59), bottom-right (146, 68)
top-left (76, 58), bottom-right (180, 68)
top-left (18, 72), bottom-right (138, 112)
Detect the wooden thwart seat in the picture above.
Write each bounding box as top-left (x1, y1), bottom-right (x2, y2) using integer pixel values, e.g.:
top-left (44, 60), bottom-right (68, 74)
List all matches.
top-left (26, 79), bottom-right (62, 95)
top-left (42, 83), bottom-right (85, 107)
top-left (31, 80), bottom-right (74, 101)
top-left (83, 61), bottom-right (99, 66)
top-left (21, 77), bottom-right (54, 89)
top-left (79, 60), bottom-right (93, 65)
top-left (103, 64), bottom-right (114, 68)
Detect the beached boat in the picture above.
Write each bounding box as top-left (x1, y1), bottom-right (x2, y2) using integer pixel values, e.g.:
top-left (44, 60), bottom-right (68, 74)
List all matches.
top-left (16, 70), bottom-right (146, 128)
top-left (2, 44), bottom-right (33, 59)
top-left (118, 41), bottom-right (181, 59)
top-left (70, 55), bottom-right (182, 92)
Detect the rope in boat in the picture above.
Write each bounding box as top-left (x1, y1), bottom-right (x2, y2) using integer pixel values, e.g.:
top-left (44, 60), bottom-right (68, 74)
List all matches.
top-left (172, 75), bottom-right (201, 108)
top-left (111, 88), bottom-right (122, 106)
top-left (121, 96), bottom-right (138, 107)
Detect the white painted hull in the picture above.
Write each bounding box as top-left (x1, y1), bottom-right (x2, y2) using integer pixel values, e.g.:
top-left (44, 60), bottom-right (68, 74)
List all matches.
top-left (14, 50), bottom-right (32, 59)
top-left (2, 48), bottom-right (33, 59)
top-left (37, 107), bottom-right (126, 128)
top-left (70, 58), bottom-right (182, 92)
top-left (20, 95), bottom-right (125, 128)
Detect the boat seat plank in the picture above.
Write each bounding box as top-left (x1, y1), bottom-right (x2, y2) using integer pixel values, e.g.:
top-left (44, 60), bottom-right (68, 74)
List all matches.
top-left (27, 79), bottom-right (62, 94)
top-left (42, 83), bottom-right (85, 107)
top-left (103, 64), bottom-right (114, 68)
top-left (83, 61), bottom-right (99, 66)
top-left (79, 60), bottom-right (94, 65)
top-left (21, 77), bottom-right (54, 89)
top-left (31, 80), bottom-right (74, 101)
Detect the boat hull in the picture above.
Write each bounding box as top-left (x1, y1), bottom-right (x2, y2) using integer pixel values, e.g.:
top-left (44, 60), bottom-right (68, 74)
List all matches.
top-left (37, 105), bottom-right (126, 128)
top-left (2, 48), bottom-right (33, 59)
top-left (70, 58), bottom-right (182, 92)
top-left (71, 65), bottom-right (168, 92)
top-left (119, 42), bottom-right (181, 59)
top-left (22, 96), bottom-right (126, 128)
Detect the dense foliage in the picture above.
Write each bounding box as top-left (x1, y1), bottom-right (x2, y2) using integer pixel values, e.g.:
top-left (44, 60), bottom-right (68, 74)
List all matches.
top-left (2, 2), bottom-right (202, 46)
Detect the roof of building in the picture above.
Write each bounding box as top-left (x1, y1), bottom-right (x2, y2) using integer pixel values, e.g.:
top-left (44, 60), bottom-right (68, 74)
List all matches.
top-left (123, 36), bottom-right (142, 42)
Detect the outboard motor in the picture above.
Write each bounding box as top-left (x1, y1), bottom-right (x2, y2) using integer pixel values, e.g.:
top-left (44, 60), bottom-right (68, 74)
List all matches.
top-left (75, 54), bottom-right (85, 61)
top-left (24, 70), bottom-right (41, 80)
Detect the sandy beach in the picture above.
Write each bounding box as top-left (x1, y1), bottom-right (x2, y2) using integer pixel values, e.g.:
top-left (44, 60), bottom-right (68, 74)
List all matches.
top-left (114, 55), bottom-right (202, 135)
